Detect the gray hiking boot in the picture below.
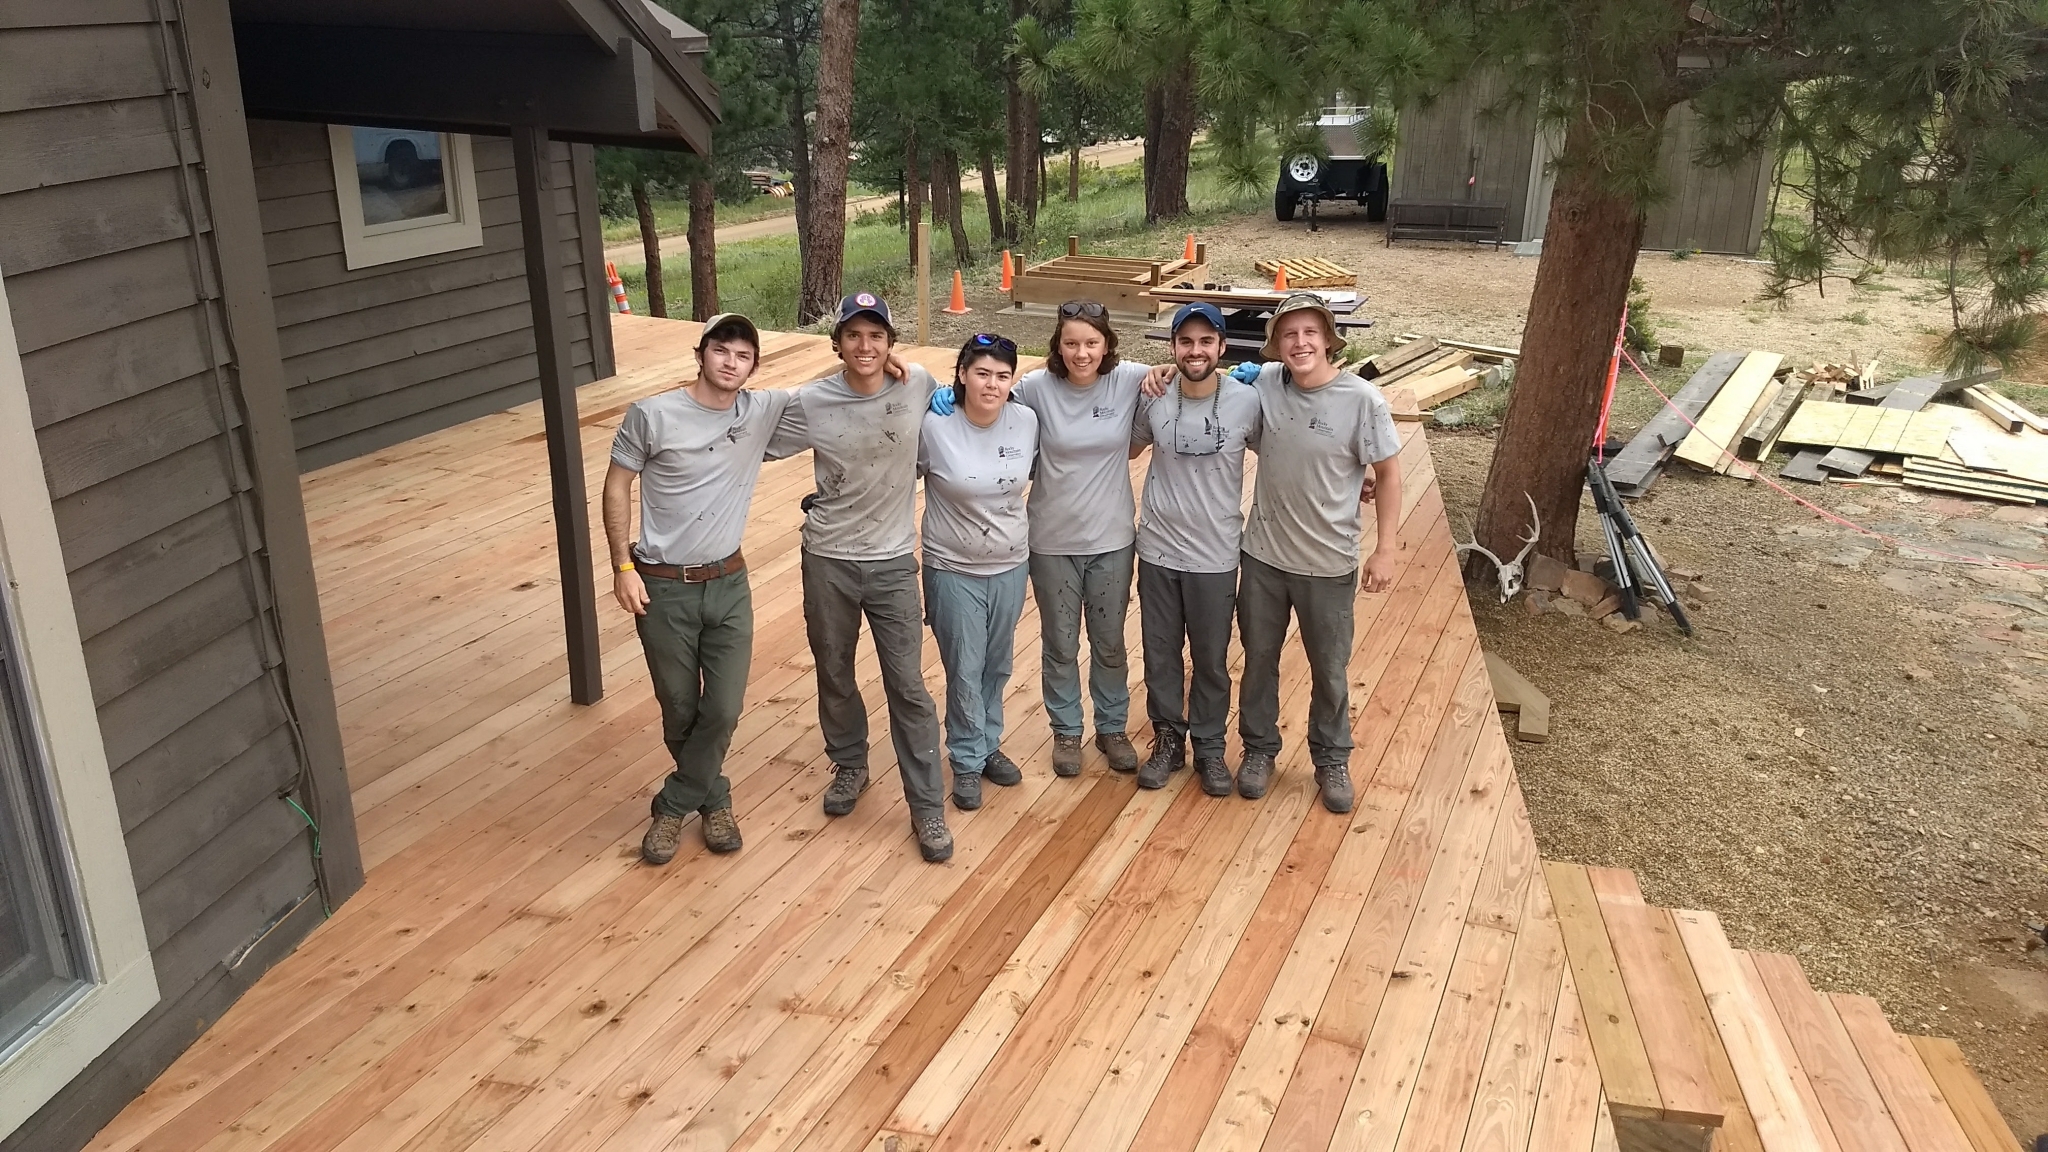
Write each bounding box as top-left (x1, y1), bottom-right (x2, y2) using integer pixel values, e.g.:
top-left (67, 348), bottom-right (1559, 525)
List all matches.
top-left (641, 812), bottom-right (688, 865)
top-left (701, 807), bottom-right (744, 853)
top-left (1137, 726), bottom-right (1185, 790)
top-left (1096, 732), bottom-right (1140, 774)
top-left (822, 764), bottom-right (869, 816)
top-left (952, 771), bottom-right (983, 811)
top-left (1051, 734), bottom-right (1084, 778)
top-left (915, 813), bottom-right (955, 863)
top-left (1196, 755), bottom-right (1234, 798)
top-left (1237, 752), bottom-right (1276, 800)
top-left (982, 749), bottom-right (1022, 786)
top-left (1314, 762), bottom-right (1355, 814)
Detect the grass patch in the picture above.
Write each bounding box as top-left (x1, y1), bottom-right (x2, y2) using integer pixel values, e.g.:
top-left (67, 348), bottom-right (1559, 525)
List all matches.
top-left (600, 183), bottom-right (893, 244)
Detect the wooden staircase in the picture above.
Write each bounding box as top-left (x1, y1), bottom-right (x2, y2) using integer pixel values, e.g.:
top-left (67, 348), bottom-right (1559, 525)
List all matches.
top-left (1543, 860), bottom-right (2025, 1152)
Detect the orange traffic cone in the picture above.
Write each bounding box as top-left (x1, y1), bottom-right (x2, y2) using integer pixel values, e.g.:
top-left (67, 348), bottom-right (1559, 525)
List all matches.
top-left (1272, 262), bottom-right (1289, 292)
top-left (1183, 233), bottom-right (1196, 262)
top-left (1000, 250), bottom-right (1014, 292)
top-left (607, 261), bottom-right (631, 314)
top-left (942, 270), bottom-right (972, 315)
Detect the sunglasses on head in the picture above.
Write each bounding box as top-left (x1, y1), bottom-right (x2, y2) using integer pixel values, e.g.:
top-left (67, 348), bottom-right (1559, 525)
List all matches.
top-left (968, 333), bottom-right (1017, 354)
top-left (1057, 300), bottom-right (1108, 319)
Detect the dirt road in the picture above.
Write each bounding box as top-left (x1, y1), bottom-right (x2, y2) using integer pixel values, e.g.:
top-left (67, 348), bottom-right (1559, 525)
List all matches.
top-left (601, 140), bottom-right (1147, 272)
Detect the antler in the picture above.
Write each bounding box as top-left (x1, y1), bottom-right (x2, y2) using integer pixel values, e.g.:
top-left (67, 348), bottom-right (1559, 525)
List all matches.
top-left (1455, 493), bottom-right (1541, 604)
top-left (1510, 493), bottom-right (1540, 566)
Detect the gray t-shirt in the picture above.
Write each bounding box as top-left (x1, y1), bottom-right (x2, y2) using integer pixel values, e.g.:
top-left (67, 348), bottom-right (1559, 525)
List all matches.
top-left (610, 386), bottom-right (796, 567)
top-left (1012, 360), bottom-right (1149, 556)
top-left (1241, 363), bottom-right (1403, 578)
top-left (765, 363), bottom-right (940, 561)
top-left (1131, 375), bottom-right (1264, 573)
top-left (917, 405), bottom-right (1039, 576)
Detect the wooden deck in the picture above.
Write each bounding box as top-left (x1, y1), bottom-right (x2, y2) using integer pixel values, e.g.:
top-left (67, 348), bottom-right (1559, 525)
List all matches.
top-left (86, 315), bottom-right (2011, 1152)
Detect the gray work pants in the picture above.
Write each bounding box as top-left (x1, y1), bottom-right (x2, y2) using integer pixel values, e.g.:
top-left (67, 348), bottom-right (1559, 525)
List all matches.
top-left (801, 550), bottom-right (945, 818)
top-left (1137, 559), bottom-right (1239, 759)
top-left (1236, 552), bottom-right (1356, 765)
top-left (1029, 546), bottom-right (1135, 737)
top-left (638, 568), bottom-right (751, 818)
top-left (923, 562), bottom-right (1030, 776)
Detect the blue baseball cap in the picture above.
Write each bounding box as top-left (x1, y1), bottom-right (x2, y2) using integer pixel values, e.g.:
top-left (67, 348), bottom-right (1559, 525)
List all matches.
top-left (1170, 301), bottom-right (1225, 334)
top-left (834, 291), bottom-right (894, 337)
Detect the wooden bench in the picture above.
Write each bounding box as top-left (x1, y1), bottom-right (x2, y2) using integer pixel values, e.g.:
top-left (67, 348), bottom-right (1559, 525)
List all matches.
top-left (1386, 198), bottom-right (1509, 247)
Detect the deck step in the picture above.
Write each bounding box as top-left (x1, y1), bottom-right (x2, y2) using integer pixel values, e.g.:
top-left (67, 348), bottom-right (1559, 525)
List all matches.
top-left (1828, 993), bottom-right (1976, 1152)
top-left (1907, 1035), bottom-right (2028, 1152)
top-left (1747, 952), bottom-right (1914, 1152)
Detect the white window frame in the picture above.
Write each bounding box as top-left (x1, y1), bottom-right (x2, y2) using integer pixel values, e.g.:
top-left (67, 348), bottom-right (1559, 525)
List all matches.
top-left (0, 268), bottom-right (158, 1138)
top-left (327, 125), bottom-right (484, 270)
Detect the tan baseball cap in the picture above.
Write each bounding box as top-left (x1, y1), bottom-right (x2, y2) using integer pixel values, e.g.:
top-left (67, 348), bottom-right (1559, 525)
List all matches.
top-left (1261, 292), bottom-right (1342, 361)
top-left (698, 312), bottom-right (761, 352)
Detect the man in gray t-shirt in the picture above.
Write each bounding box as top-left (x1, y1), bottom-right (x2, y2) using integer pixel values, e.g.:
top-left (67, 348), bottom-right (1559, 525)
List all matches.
top-left (603, 313), bottom-right (789, 865)
top-left (760, 292), bottom-right (952, 863)
top-left (1236, 294), bottom-right (1404, 817)
top-left (1128, 303), bottom-right (1261, 797)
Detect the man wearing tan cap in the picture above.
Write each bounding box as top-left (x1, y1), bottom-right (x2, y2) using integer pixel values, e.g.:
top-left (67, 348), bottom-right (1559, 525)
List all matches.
top-left (604, 313), bottom-right (786, 865)
top-left (1235, 292), bottom-right (1403, 815)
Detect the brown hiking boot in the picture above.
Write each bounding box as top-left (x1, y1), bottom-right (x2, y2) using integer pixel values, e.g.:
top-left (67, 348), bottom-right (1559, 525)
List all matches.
top-left (822, 764), bottom-right (869, 816)
top-left (1051, 734), bottom-right (1084, 778)
top-left (1096, 731), bottom-right (1139, 773)
top-left (641, 812), bottom-right (688, 865)
top-left (914, 813), bottom-right (955, 863)
top-left (1137, 726), bottom-right (1184, 790)
top-left (701, 807), bottom-right (743, 853)
top-left (1196, 755), bottom-right (1234, 797)
top-left (1314, 762), bottom-right (1355, 814)
top-left (1237, 752), bottom-right (1275, 800)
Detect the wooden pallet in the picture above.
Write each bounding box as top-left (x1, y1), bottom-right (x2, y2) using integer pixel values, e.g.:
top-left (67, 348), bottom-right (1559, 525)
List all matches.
top-left (1252, 256), bottom-right (1357, 287)
top-left (1009, 237), bottom-right (1208, 316)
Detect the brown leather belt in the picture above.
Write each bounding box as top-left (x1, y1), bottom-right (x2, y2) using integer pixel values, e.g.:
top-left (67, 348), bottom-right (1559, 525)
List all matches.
top-left (636, 549), bottom-right (746, 583)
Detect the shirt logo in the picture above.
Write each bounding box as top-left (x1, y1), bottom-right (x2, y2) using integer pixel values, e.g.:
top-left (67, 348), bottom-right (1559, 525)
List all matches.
top-left (1308, 416), bottom-right (1336, 437)
top-left (1092, 405), bottom-right (1119, 419)
top-left (997, 445), bottom-right (1024, 459)
top-left (885, 400), bottom-right (907, 415)
top-left (725, 422), bottom-right (746, 444)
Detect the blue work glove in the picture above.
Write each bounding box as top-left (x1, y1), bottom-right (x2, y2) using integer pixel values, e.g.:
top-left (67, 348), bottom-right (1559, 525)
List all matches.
top-left (928, 386), bottom-right (957, 416)
top-left (1229, 361), bottom-right (1261, 384)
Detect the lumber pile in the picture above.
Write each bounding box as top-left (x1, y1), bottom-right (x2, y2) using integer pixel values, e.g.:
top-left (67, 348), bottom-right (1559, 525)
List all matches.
top-left (1252, 256), bottom-right (1356, 287)
top-left (1362, 333), bottom-right (1512, 410)
top-left (1009, 237), bottom-right (1209, 317)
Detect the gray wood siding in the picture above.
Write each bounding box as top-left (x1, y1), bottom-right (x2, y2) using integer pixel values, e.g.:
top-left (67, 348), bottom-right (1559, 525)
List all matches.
top-left (1390, 73), bottom-right (1541, 241)
top-left (0, 6), bottom-right (321, 1151)
top-left (249, 121), bottom-right (604, 471)
top-left (1639, 101), bottom-right (1774, 256)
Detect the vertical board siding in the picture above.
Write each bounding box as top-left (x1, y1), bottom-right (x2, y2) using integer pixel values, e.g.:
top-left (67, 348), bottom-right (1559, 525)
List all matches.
top-left (1640, 101), bottom-right (1773, 255)
top-left (0, 7), bottom-right (320, 1152)
top-left (248, 120), bottom-right (602, 470)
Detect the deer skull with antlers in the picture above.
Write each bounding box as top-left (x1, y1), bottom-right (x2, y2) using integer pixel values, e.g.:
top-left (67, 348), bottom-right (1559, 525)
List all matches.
top-left (1456, 493), bottom-right (1541, 603)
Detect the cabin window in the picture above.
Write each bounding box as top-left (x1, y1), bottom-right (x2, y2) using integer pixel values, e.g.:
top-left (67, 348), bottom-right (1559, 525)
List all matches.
top-left (328, 125), bottom-right (484, 269)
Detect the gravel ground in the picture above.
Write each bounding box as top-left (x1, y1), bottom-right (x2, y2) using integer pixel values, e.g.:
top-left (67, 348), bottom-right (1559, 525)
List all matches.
top-left (937, 206), bottom-right (2048, 1134)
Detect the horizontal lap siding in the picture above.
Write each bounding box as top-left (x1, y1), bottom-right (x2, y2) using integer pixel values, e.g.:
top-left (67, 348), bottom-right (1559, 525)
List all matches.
top-left (0, 8), bottom-right (318, 1152)
top-left (249, 120), bottom-right (600, 471)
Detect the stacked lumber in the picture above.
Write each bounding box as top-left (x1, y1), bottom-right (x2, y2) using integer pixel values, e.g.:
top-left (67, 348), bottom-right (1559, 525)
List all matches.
top-left (1771, 378), bottom-right (2048, 502)
top-left (1362, 335), bottom-right (1493, 408)
top-left (1251, 256), bottom-right (1356, 287)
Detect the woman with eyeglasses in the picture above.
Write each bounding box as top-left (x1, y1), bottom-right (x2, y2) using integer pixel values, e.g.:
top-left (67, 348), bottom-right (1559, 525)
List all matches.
top-left (918, 334), bottom-right (1038, 810)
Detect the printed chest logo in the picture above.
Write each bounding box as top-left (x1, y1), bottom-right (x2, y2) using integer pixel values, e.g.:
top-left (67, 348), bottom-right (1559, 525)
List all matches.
top-left (1092, 405), bottom-right (1119, 419)
top-left (996, 445), bottom-right (1024, 459)
top-left (724, 422), bottom-right (746, 445)
top-left (1307, 416), bottom-right (1336, 437)
top-left (885, 400), bottom-right (907, 416)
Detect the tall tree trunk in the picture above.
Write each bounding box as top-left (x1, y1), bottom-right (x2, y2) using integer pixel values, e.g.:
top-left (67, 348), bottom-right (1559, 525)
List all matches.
top-left (1040, 149), bottom-right (1049, 207)
top-left (799, 0), bottom-right (861, 325)
top-left (779, 0), bottom-right (814, 270)
top-left (632, 176), bottom-right (666, 318)
top-left (687, 175), bottom-right (718, 320)
top-left (1003, 0), bottom-right (1024, 242)
top-left (926, 154), bottom-right (949, 266)
top-left (979, 147), bottom-right (1005, 244)
top-left (941, 149), bottom-right (972, 266)
top-left (1068, 106), bottom-right (1083, 201)
top-left (1141, 82), bottom-right (1164, 215)
top-left (1148, 58), bottom-right (1198, 222)
top-left (1019, 93), bottom-right (1041, 231)
top-left (1472, 109), bottom-right (1653, 567)
top-left (905, 129), bottom-right (924, 271)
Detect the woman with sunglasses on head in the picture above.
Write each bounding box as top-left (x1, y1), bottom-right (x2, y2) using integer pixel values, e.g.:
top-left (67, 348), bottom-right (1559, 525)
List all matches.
top-left (918, 334), bottom-right (1038, 811)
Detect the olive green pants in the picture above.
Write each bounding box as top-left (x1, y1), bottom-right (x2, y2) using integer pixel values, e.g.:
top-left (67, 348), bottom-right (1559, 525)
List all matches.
top-left (638, 568), bottom-right (752, 818)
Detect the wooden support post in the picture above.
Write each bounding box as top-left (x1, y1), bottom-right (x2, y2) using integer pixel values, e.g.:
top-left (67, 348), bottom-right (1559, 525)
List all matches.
top-left (916, 219), bottom-right (931, 346)
top-left (511, 123), bottom-right (602, 705)
top-left (1196, 241), bottom-right (1208, 265)
top-left (1067, 234), bottom-right (1080, 257)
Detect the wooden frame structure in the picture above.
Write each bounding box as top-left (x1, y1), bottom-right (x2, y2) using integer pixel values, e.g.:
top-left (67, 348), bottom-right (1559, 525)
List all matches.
top-left (1010, 237), bottom-right (1209, 316)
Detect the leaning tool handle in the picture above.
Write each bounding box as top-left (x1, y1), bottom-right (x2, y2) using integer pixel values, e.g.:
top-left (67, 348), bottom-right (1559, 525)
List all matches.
top-left (1596, 508), bottom-right (1641, 620)
top-left (1587, 459), bottom-right (1694, 637)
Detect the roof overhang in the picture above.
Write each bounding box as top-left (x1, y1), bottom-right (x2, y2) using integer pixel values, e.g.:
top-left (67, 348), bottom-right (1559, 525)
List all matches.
top-left (229, 0), bottom-right (718, 152)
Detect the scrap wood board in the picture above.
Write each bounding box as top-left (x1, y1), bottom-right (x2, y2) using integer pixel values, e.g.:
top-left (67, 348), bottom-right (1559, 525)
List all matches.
top-left (1775, 402), bottom-right (1962, 458)
top-left (1252, 256), bottom-right (1356, 287)
top-left (1942, 411), bottom-right (2048, 483)
top-left (1673, 351), bottom-right (1785, 472)
top-left (1902, 459), bottom-right (2046, 504)
top-left (1484, 651), bottom-right (1550, 742)
top-left (1819, 374), bottom-right (1942, 476)
top-left (1607, 350), bottom-right (1747, 495)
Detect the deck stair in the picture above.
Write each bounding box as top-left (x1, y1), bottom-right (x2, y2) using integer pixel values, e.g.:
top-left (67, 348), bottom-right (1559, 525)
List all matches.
top-left (1543, 860), bottom-right (2023, 1152)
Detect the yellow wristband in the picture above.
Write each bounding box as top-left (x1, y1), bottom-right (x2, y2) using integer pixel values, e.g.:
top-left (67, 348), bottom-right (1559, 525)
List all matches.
top-left (616, 562), bottom-right (636, 573)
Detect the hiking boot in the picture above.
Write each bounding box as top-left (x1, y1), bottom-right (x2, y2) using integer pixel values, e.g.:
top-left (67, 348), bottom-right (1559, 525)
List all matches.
top-left (1195, 755), bottom-right (1234, 798)
top-left (640, 812), bottom-right (688, 865)
top-left (1096, 731), bottom-right (1139, 774)
top-left (1137, 727), bottom-right (1185, 790)
top-left (982, 749), bottom-right (1022, 786)
top-left (952, 771), bottom-right (983, 811)
top-left (1051, 734), bottom-right (1084, 778)
top-left (1314, 762), bottom-right (1355, 814)
top-left (701, 807), bottom-right (744, 853)
top-left (822, 764), bottom-right (869, 817)
top-left (915, 813), bottom-right (955, 863)
top-left (1237, 752), bottom-right (1276, 800)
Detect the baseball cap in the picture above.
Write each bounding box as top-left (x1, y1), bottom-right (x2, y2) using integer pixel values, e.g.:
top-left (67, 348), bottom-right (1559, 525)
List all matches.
top-left (1170, 301), bottom-right (1226, 334)
top-left (834, 291), bottom-right (894, 338)
top-left (697, 312), bottom-right (760, 352)
top-left (1261, 292), bottom-right (1341, 360)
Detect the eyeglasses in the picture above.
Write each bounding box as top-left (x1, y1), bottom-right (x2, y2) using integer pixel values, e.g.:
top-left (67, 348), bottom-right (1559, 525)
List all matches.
top-left (969, 333), bottom-right (1017, 354)
top-left (1057, 300), bottom-right (1108, 319)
